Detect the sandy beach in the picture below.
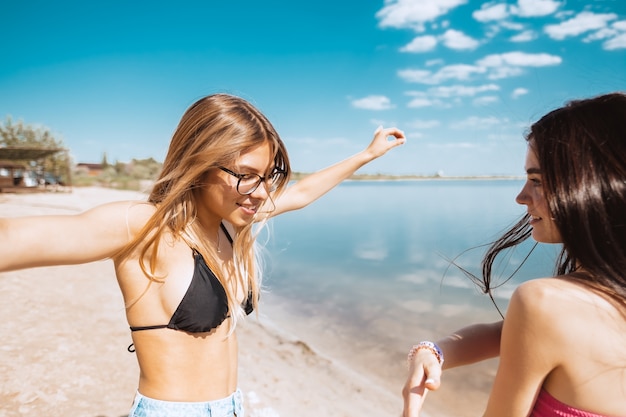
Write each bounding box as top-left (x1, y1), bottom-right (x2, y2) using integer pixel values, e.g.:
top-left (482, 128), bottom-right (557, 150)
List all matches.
top-left (0, 187), bottom-right (494, 417)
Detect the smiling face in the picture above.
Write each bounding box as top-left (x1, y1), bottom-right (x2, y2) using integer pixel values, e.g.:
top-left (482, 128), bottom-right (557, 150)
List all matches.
top-left (195, 142), bottom-right (274, 228)
top-left (515, 146), bottom-right (562, 244)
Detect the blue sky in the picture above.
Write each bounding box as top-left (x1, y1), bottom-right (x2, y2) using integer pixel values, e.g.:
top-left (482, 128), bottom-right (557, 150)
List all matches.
top-left (1, 0), bottom-right (625, 176)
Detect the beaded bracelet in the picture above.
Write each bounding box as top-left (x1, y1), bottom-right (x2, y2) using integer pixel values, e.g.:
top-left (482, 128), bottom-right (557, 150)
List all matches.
top-left (407, 341), bottom-right (445, 367)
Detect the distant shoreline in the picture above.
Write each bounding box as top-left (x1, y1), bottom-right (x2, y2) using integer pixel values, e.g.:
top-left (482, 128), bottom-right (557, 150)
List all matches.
top-left (292, 172), bottom-right (525, 181)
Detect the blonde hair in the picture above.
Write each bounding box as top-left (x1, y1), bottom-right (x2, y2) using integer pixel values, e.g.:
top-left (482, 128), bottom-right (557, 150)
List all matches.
top-left (118, 93), bottom-right (291, 330)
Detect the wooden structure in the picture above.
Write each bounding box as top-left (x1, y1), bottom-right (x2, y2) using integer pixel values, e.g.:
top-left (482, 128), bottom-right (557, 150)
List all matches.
top-left (0, 161), bottom-right (27, 188)
top-left (0, 146), bottom-right (72, 193)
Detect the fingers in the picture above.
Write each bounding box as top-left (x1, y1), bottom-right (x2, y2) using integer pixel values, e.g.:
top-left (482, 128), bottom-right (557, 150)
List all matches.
top-left (402, 375), bottom-right (429, 417)
top-left (423, 361), bottom-right (443, 390)
top-left (401, 348), bottom-right (444, 417)
top-left (374, 125), bottom-right (406, 141)
top-left (366, 125), bottom-right (406, 159)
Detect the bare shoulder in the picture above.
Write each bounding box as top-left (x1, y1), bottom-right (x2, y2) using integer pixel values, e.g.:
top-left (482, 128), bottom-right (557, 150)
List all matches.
top-left (510, 279), bottom-right (582, 329)
top-left (512, 277), bottom-right (623, 333)
top-left (514, 276), bottom-right (595, 304)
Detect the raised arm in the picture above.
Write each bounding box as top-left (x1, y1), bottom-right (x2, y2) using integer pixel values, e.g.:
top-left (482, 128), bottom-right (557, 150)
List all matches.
top-left (271, 126), bottom-right (405, 216)
top-left (402, 321), bottom-right (503, 417)
top-left (0, 200), bottom-right (138, 271)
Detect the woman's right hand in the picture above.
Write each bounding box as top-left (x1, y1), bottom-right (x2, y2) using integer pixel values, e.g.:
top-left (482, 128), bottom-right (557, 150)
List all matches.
top-left (401, 322), bottom-right (503, 416)
top-left (402, 347), bottom-right (443, 417)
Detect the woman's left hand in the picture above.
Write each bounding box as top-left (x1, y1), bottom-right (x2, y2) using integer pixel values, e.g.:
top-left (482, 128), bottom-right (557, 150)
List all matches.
top-left (402, 348), bottom-right (443, 417)
top-left (364, 126), bottom-right (406, 160)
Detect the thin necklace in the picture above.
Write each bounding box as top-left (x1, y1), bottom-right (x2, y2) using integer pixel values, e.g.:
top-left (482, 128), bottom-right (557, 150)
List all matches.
top-left (216, 227), bottom-right (221, 253)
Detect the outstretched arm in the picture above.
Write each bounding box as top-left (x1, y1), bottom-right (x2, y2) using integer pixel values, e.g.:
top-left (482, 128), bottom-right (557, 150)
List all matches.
top-left (0, 201), bottom-right (136, 272)
top-left (271, 126), bottom-right (405, 216)
top-left (402, 321), bottom-right (503, 417)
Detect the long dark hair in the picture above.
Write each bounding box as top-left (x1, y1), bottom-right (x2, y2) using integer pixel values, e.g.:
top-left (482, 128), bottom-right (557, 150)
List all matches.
top-left (479, 92), bottom-right (626, 311)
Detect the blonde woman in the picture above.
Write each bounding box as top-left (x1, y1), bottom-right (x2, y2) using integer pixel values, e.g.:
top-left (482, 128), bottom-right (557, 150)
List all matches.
top-left (0, 93), bottom-right (405, 417)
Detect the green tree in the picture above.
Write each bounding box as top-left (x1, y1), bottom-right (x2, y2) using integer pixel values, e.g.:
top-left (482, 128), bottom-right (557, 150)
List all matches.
top-left (0, 116), bottom-right (70, 183)
top-left (101, 152), bottom-right (109, 168)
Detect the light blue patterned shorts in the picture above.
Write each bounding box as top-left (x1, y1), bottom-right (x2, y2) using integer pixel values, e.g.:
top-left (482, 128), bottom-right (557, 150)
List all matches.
top-left (128, 389), bottom-right (244, 417)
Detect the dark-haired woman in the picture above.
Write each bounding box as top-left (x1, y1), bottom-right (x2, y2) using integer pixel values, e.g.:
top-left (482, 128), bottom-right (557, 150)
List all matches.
top-left (403, 92), bottom-right (626, 417)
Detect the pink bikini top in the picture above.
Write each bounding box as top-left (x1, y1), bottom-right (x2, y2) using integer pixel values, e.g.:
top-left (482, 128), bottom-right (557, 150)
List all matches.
top-left (531, 388), bottom-right (624, 417)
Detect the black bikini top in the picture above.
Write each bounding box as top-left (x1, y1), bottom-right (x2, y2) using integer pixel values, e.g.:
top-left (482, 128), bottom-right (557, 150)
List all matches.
top-left (129, 223), bottom-right (254, 335)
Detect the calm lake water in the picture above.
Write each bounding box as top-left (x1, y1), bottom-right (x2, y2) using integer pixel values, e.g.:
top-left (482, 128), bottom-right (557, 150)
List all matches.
top-left (257, 179), bottom-right (560, 406)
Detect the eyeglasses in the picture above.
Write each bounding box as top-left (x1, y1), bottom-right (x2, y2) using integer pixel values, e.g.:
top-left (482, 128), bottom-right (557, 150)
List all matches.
top-left (218, 166), bottom-right (287, 195)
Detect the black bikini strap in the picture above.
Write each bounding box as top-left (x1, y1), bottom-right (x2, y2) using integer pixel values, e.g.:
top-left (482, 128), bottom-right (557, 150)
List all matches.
top-left (220, 222), bottom-right (233, 245)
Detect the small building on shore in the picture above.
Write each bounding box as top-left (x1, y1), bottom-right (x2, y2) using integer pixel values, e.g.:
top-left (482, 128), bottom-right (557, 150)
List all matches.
top-left (0, 146), bottom-right (71, 193)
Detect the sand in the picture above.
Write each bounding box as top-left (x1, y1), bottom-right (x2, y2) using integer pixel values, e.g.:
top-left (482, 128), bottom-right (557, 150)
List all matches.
top-left (0, 187), bottom-right (491, 417)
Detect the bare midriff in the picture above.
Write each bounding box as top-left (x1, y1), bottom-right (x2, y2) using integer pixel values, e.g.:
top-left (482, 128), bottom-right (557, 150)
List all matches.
top-left (130, 325), bottom-right (238, 401)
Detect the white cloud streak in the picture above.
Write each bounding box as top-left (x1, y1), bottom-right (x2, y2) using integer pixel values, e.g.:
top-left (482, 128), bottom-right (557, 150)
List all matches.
top-left (510, 30), bottom-right (537, 42)
top-left (473, 3), bottom-right (509, 22)
top-left (513, 0), bottom-right (562, 18)
top-left (511, 88), bottom-right (529, 98)
top-left (604, 32), bottom-right (626, 50)
top-left (473, 95), bottom-right (500, 106)
top-left (407, 119), bottom-right (441, 129)
top-left (399, 51), bottom-right (561, 84)
top-left (400, 35), bottom-right (438, 52)
top-left (441, 29), bottom-right (480, 50)
top-left (377, 0), bottom-right (468, 32)
top-left (351, 95), bottom-right (395, 110)
top-left (477, 51), bottom-right (562, 67)
top-left (544, 11), bottom-right (618, 40)
top-left (401, 29), bottom-right (479, 53)
top-left (429, 84), bottom-right (501, 97)
top-left (450, 116), bottom-right (509, 129)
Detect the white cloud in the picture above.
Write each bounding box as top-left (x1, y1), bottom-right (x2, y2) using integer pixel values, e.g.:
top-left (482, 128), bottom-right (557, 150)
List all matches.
top-left (400, 35), bottom-right (438, 52)
top-left (500, 21), bottom-right (525, 31)
top-left (398, 64), bottom-right (486, 84)
top-left (376, 0), bottom-right (468, 32)
top-left (513, 0), bottom-right (561, 17)
top-left (441, 29), bottom-right (480, 50)
top-left (427, 142), bottom-right (479, 149)
top-left (487, 66), bottom-right (525, 80)
top-left (478, 51), bottom-right (562, 80)
top-left (398, 69), bottom-right (435, 84)
top-left (511, 88), bottom-right (529, 98)
top-left (579, 19), bottom-right (626, 49)
top-left (399, 51), bottom-right (561, 85)
top-left (584, 27), bottom-right (614, 42)
top-left (425, 59), bottom-right (445, 66)
top-left (407, 131), bottom-right (425, 139)
top-left (407, 119), bottom-right (441, 129)
top-left (429, 84), bottom-right (500, 97)
top-left (604, 32), bottom-right (626, 50)
top-left (370, 118), bottom-right (387, 127)
top-left (451, 116), bottom-right (508, 129)
top-left (406, 95), bottom-right (436, 108)
top-left (510, 30), bottom-right (537, 42)
top-left (544, 11), bottom-right (617, 40)
top-left (351, 95), bottom-right (394, 110)
top-left (403, 85), bottom-right (501, 109)
top-left (405, 92), bottom-right (450, 108)
top-left (400, 29), bottom-right (479, 53)
top-left (477, 51), bottom-right (562, 67)
top-left (473, 95), bottom-right (500, 106)
top-left (473, 3), bottom-right (509, 22)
